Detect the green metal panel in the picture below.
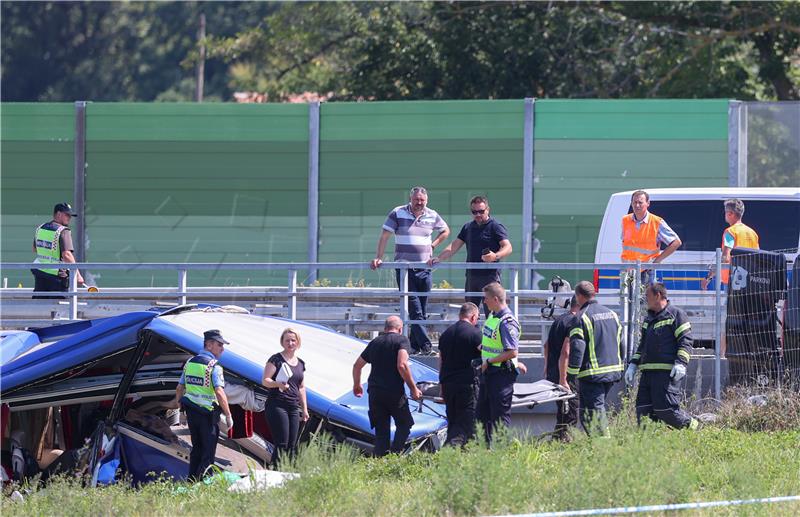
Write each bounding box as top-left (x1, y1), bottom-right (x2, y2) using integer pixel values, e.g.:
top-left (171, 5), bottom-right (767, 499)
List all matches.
top-left (318, 100), bottom-right (525, 287)
top-left (83, 103), bottom-right (309, 286)
top-left (1, 103), bottom-right (74, 287)
top-left (533, 99), bottom-right (729, 285)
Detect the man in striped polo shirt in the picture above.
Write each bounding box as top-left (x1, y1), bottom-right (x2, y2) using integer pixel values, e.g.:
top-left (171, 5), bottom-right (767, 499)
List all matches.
top-left (371, 186), bottom-right (450, 354)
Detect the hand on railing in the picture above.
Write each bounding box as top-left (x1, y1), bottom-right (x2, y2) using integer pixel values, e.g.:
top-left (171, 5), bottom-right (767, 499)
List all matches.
top-left (370, 258), bottom-right (383, 270)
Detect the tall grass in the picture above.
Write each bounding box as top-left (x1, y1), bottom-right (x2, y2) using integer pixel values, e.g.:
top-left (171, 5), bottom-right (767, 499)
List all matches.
top-left (4, 419), bottom-right (800, 516)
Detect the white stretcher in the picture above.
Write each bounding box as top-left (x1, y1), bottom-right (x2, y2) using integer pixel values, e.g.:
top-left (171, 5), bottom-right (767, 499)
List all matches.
top-left (415, 379), bottom-right (575, 413)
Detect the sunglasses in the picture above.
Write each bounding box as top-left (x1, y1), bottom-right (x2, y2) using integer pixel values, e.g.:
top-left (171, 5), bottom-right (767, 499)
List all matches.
top-left (471, 209), bottom-right (486, 215)
top-left (410, 186), bottom-right (427, 195)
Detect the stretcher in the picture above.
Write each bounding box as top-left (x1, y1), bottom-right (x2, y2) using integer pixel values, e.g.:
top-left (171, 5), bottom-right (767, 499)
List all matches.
top-left (415, 378), bottom-right (575, 414)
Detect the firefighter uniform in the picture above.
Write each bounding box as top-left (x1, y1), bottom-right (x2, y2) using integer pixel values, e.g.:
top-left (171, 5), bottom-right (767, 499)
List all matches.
top-left (631, 303), bottom-right (698, 429)
top-left (477, 307), bottom-right (520, 442)
top-left (567, 300), bottom-right (624, 435)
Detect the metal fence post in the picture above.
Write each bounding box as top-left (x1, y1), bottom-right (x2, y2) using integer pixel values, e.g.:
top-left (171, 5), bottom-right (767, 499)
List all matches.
top-left (511, 268), bottom-right (520, 317)
top-left (178, 268), bottom-right (187, 306)
top-left (630, 262), bottom-right (641, 358)
top-left (620, 270), bottom-right (630, 360)
top-left (400, 267), bottom-right (409, 337)
top-left (522, 97), bottom-right (535, 289)
top-left (69, 271), bottom-right (78, 320)
top-left (74, 101), bottom-right (88, 262)
top-left (288, 269), bottom-right (297, 320)
top-left (307, 101), bottom-right (320, 283)
top-left (714, 247), bottom-right (723, 400)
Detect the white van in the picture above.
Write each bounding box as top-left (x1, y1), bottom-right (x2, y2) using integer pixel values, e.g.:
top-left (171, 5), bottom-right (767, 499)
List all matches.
top-left (594, 188), bottom-right (800, 343)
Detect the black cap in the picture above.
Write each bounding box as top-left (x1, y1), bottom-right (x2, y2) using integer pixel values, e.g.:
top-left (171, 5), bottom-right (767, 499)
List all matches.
top-left (54, 202), bottom-right (78, 216)
top-left (203, 329), bottom-right (229, 345)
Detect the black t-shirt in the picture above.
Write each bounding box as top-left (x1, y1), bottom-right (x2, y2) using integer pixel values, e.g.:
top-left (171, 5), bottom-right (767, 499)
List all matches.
top-left (265, 353), bottom-right (305, 408)
top-left (438, 320), bottom-right (482, 385)
top-left (360, 332), bottom-right (410, 396)
top-left (456, 218), bottom-right (509, 277)
top-left (545, 312), bottom-right (577, 383)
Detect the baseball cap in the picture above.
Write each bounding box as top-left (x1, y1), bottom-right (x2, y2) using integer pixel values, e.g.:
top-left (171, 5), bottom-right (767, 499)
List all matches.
top-left (203, 329), bottom-right (229, 345)
top-left (54, 202), bottom-right (78, 216)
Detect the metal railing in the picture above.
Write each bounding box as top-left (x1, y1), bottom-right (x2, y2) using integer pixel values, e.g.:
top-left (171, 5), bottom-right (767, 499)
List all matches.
top-left (2, 256), bottom-right (731, 395)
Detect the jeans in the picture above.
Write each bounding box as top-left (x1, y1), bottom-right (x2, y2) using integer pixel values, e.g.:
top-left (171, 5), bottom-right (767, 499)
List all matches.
top-left (395, 268), bottom-right (432, 352)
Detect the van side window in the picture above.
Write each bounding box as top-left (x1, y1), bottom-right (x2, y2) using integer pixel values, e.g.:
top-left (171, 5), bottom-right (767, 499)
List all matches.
top-left (643, 200), bottom-right (799, 252)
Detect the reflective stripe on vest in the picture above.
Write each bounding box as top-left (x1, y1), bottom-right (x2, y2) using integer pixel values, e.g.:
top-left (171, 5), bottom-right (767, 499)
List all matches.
top-left (481, 315), bottom-right (504, 366)
top-left (575, 310), bottom-right (622, 377)
top-left (33, 224), bottom-right (64, 276)
top-left (183, 356), bottom-right (219, 411)
top-left (721, 223), bottom-right (760, 283)
top-left (621, 213), bottom-right (663, 262)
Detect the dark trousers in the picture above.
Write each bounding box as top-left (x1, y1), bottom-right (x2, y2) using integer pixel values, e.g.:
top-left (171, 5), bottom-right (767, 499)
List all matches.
top-left (265, 402), bottom-right (301, 467)
top-left (477, 368), bottom-right (516, 443)
top-left (552, 378), bottom-right (578, 439)
top-left (31, 269), bottom-right (68, 299)
top-left (442, 382), bottom-right (478, 446)
top-left (578, 380), bottom-right (613, 436)
top-left (635, 371), bottom-right (695, 429)
top-left (368, 389), bottom-right (414, 457)
top-left (465, 272), bottom-right (500, 318)
top-left (395, 268), bottom-right (432, 352)
top-left (183, 403), bottom-right (219, 481)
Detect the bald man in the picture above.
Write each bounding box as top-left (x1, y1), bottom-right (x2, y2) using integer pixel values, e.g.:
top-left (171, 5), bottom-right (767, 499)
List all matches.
top-left (353, 316), bottom-right (423, 456)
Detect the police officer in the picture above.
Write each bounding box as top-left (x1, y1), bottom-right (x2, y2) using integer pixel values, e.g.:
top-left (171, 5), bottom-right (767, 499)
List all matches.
top-left (621, 190), bottom-right (682, 283)
top-left (175, 329), bottom-right (234, 481)
top-left (438, 302), bottom-right (482, 446)
top-left (567, 281), bottom-right (624, 436)
top-left (352, 316), bottom-right (423, 457)
top-left (625, 283), bottom-right (699, 430)
top-left (477, 282), bottom-right (520, 443)
top-left (543, 296), bottom-right (580, 441)
top-left (701, 198), bottom-right (760, 290)
top-left (31, 202), bottom-right (85, 298)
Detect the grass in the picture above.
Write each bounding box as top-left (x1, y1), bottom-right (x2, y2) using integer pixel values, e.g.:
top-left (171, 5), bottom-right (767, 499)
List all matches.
top-left (4, 396), bottom-right (800, 517)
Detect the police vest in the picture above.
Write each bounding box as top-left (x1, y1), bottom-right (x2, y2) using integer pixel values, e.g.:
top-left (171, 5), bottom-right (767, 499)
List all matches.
top-left (33, 223), bottom-right (65, 276)
top-left (621, 213), bottom-right (663, 263)
top-left (721, 223), bottom-right (760, 283)
top-left (481, 312), bottom-right (520, 366)
top-left (182, 355), bottom-right (220, 412)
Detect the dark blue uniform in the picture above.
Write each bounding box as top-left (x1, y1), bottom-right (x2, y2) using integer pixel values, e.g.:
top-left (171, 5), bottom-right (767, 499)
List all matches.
top-left (567, 300), bottom-right (624, 435)
top-left (631, 302), bottom-right (697, 429)
top-left (477, 307), bottom-right (520, 442)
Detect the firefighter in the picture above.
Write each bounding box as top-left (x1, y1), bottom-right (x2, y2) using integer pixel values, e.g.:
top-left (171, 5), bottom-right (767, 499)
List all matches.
top-left (567, 281), bottom-right (624, 436)
top-left (625, 283), bottom-right (699, 429)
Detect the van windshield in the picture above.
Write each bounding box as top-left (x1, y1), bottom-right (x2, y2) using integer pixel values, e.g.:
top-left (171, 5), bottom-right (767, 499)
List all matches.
top-left (634, 200), bottom-right (800, 252)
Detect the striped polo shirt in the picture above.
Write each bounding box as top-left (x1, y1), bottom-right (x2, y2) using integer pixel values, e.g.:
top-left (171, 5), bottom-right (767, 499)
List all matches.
top-left (383, 204), bottom-right (447, 262)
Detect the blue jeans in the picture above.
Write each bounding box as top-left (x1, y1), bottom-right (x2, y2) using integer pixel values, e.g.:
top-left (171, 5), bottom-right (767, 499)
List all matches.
top-left (395, 269), bottom-right (432, 352)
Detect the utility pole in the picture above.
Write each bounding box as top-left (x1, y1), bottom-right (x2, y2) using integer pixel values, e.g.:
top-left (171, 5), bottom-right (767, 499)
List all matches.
top-left (195, 13), bottom-right (206, 102)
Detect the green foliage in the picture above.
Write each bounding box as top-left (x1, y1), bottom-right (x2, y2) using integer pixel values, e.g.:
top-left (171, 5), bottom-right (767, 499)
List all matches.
top-left (3, 2), bottom-right (798, 103)
top-left (4, 423), bottom-right (800, 516)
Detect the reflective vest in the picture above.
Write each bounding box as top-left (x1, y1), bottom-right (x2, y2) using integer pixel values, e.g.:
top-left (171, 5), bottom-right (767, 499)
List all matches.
top-left (481, 312), bottom-right (520, 367)
top-left (567, 300), bottom-right (624, 382)
top-left (33, 222), bottom-right (65, 276)
top-left (182, 354), bottom-right (220, 412)
top-left (721, 222), bottom-right (760, 283)
top-left (621, 213), bottom-right (663, 263)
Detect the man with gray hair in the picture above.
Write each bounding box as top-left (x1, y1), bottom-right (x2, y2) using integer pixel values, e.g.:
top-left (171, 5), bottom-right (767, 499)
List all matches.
top-left (371, 186), bottom-right (450, 355)
top-left (701, 198), bottom-right (760, 290)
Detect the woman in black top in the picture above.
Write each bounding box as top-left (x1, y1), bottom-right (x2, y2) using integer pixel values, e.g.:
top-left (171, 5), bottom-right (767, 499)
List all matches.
top-left (262, 328), bottom-right (308, 467)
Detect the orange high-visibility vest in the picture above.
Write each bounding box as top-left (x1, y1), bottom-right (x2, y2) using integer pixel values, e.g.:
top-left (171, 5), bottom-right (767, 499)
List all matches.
top-left (621, 213), bottom-right (663, 262)
top-left (721, 222), bottom-right (760, 282)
